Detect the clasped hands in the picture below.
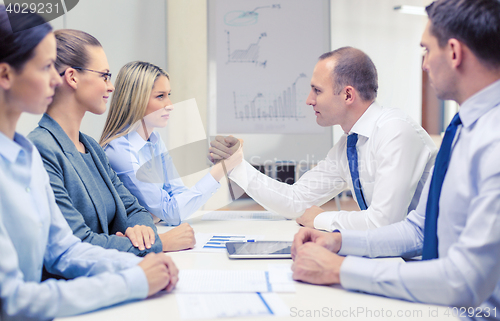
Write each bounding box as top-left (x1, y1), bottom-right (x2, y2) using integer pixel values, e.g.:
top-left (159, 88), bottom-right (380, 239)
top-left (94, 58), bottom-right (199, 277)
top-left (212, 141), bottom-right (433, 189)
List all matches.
top-left (291, 227), bottom-right (345, 285)
top-left (117, 223), bottom-right (196, 253)
top-left (118, 224), bottom-right (194, 298)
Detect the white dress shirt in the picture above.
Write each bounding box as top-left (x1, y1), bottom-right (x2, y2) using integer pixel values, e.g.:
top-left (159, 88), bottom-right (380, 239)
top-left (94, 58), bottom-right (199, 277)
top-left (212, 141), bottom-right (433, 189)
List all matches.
top-left (229, 103), bottom-right (437, 231)
top-left (338, 79), bottom-right (500, 318)
top-left (105, 131), bottom-right (220, 225)
top-left (0, 132), bottom-right (148, 320)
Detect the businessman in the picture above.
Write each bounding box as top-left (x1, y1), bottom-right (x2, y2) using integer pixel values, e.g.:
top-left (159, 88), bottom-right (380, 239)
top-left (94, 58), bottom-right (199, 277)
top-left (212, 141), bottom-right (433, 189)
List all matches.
top-left (291, 0), bottom-right (500, 313)
top-left (210, 47), bottom-right (437, 231)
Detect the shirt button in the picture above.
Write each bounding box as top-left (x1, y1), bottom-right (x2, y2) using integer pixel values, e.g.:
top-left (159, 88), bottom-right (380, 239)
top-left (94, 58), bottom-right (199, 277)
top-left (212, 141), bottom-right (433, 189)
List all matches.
top-left (26, 187), bottom-right (31, 193)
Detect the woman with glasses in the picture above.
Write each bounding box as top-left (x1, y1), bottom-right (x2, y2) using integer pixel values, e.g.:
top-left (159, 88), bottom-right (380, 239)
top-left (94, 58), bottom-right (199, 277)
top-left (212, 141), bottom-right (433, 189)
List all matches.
top-left (28, 29), bottom-right (195, 253)
top-left (0, 9), bottom-right (177, 320)
top-left (99, 61), bottom-right (243, 226)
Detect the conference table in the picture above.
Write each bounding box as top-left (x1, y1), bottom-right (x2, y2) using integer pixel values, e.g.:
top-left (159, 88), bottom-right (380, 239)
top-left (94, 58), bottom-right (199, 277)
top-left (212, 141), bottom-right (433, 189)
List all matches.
top-left (58, 202), bottom-right (459, 321)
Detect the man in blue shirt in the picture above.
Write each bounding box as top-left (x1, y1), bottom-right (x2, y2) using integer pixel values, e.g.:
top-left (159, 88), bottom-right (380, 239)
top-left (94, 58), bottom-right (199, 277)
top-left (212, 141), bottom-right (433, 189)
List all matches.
top-left (291, 0), bottom-right (500, 317)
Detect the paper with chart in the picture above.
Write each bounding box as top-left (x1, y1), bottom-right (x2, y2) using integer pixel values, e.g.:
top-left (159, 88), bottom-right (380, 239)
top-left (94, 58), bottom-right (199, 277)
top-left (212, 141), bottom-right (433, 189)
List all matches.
top-left (175, 268), bottom-right (295, 293)
top-left (202, 210), bottom-right (286, 221)
top-left (189, 233), bottom-right (265, 253)
top-left (176, 293), bottom-right (289, 319)
top-left (213, 0), bottom-right (327, 134)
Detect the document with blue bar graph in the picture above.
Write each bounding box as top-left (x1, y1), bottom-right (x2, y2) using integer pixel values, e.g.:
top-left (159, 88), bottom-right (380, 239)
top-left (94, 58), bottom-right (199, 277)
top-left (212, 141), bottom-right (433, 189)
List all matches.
top-left (190, 233), bottom-right (264, 253)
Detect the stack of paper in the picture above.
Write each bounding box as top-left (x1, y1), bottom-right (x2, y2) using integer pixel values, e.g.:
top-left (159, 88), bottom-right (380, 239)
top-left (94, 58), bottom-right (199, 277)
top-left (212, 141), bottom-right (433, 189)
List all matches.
top-left (175, 264), bottom-right (294, 319)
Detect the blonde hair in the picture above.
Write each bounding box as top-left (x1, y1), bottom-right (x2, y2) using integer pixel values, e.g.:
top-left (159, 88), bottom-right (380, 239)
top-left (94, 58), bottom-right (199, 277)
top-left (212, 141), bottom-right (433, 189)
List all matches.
top-left (100, 61), bottom-right (169, 147)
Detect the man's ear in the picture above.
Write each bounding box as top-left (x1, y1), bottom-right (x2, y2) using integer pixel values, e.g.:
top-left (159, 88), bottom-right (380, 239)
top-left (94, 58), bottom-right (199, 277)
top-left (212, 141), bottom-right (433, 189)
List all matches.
top-left (62, 68), bottom-right (78, 90)
top-left (448, 38), bottom-right (463, 69)
top-left (0, 63), bottom-right (13, 90)
top-left (344, 86), bottom-right (355, 105)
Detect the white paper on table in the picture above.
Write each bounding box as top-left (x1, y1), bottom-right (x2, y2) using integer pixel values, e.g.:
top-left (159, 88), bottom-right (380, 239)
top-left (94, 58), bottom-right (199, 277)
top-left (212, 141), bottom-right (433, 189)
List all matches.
top-left (189, 233), bottom-right (264, 253)
top-left (176, 293), bottom-right (289, 319)
top-left (202, 211), bottom-right (287, 221)
top-left (176, 270), bottom-right (270, 293)
top-left (175, 269), bottom-right (296, 293)
top-left (268, 263), bottom-right (296, 292)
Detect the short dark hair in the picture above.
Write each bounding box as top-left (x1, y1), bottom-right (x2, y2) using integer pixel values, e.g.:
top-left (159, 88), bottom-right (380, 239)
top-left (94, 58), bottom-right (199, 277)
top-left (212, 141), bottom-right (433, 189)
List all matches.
top-left (319, 47), bottom-right (378, 102)
top-left (0, 5), bottom-right (52, 71)
top-left (426, 0), bottom-right (500, 68)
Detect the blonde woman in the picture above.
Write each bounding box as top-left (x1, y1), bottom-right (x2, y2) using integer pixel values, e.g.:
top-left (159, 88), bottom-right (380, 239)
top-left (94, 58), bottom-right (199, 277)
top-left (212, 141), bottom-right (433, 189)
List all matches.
top-left (28, 30), bottom-right (193, 253)
top-left (100, 61), bottom-right (242, 225)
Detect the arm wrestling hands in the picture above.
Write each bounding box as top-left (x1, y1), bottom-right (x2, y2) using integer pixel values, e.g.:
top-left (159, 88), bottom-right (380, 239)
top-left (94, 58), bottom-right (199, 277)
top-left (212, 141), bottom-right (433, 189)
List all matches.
top-left (291, 228), bottom-right (345, 285)
top-left (208, 135), bottom-right (241, 163)
top-left (208, 135), bottom-right (244, 181)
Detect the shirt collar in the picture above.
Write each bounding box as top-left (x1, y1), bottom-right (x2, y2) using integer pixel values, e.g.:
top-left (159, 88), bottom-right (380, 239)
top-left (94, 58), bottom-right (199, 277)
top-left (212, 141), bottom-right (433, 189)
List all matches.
top-left (459, 79), bottom-right (500, 128)
top-left (127, 130), bottom-right (159, 151)
top-left (0, 131), bottom-right (33, 163)
top-left (349, 102), bottom-right (383, 138)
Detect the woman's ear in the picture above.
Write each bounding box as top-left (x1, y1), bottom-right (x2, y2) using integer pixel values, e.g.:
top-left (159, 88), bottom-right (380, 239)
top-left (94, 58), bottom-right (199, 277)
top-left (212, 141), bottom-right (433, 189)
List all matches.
top-left (0, 63), bottom-right (13, 90)
top-left (62, 68), bottom-right (78, 90)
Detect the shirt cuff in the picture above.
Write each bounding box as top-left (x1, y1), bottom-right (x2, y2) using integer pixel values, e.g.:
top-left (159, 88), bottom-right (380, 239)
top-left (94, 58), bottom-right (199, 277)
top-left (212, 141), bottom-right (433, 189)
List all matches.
top-left (314, 211), bottom-right (337, 231)
top-left (228, 160), bottom-right (257, 190)
top-left (120, 265), bottom-right (149, 300)
top-left (339, 256), bottom-right (376, 293)
top-left (199, 172), bottom-right (221, 193)
top-left (337, 229), bottom-right (369, 257)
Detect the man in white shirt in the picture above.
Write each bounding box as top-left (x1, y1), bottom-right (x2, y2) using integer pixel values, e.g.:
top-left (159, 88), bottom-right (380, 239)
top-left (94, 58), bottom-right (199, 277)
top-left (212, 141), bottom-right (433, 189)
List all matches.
top-left (290, 0), bottom-right (500, 315)
top-left (210, 47), bottom-right (437, 231)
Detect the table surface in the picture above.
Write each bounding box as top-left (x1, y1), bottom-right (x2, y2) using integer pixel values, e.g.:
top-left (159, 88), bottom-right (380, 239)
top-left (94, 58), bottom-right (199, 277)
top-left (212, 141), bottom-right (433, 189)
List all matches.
top-left (57, 205), bottom-right (458, 321)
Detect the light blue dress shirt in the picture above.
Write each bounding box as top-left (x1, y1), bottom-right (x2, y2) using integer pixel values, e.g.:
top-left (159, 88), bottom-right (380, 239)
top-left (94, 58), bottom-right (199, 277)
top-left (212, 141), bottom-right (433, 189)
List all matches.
top-left (105, 131), bottom-right (220, 225)
top-left (0, 132), bottom-right (148, 320)
top-left (338, 79), bottom-right (500, 319)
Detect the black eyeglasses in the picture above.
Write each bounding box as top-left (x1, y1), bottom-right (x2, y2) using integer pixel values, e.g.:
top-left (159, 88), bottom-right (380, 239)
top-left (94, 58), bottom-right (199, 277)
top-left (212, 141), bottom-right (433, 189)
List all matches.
top-left (59, 67), bottom-right (112, 82)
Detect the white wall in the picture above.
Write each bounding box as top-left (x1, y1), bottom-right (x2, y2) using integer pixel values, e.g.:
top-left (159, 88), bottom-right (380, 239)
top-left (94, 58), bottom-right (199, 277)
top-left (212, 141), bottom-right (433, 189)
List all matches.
top-left (330, 0), bottom-right (430, 143)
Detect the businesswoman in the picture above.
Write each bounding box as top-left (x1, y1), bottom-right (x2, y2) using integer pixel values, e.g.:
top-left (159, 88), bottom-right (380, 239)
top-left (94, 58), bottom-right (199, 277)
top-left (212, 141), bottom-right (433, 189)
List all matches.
top-left (28, 30), bottom-right (194, 253)
top-left (100, 61), bottom-right (243, 225)
top-left (0, 8), bottom-right (176, 320)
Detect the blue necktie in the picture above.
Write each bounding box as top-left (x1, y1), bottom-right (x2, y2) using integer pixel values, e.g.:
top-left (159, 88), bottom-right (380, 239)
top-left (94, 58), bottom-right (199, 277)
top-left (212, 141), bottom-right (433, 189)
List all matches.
top-left (422, 113), bottom-right (462, 260)
top-left (347, 133), bottom-right (368, 210)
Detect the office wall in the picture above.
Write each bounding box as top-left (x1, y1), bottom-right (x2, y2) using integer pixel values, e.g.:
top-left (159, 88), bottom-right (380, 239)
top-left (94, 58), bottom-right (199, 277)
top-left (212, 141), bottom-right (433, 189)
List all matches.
top-left (329, 0), bottom-right (430, 143)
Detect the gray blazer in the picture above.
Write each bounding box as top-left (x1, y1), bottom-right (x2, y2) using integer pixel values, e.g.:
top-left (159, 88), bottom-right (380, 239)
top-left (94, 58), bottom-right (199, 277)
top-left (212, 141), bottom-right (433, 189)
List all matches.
top-left (28, 114), bottom-right (162, 255)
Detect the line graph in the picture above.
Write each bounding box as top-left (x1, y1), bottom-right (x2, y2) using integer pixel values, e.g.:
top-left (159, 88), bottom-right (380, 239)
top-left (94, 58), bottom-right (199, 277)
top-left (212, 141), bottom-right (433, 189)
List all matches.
top-left (226, 31), bottom-right (267, 66)
top-left (233, 73), bottom-right (308, 121)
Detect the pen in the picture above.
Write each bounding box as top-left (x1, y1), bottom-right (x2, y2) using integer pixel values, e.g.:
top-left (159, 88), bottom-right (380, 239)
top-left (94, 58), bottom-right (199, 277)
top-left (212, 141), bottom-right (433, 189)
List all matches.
top-left (212, 235), bottom-right (245, 238)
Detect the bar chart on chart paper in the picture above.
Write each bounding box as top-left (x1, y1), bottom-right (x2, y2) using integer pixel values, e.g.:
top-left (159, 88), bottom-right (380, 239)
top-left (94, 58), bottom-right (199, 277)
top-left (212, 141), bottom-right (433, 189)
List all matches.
top-left (233, 73), bottom-right (307, 121)
top-left (214, 0), bottom-right (326, 134)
